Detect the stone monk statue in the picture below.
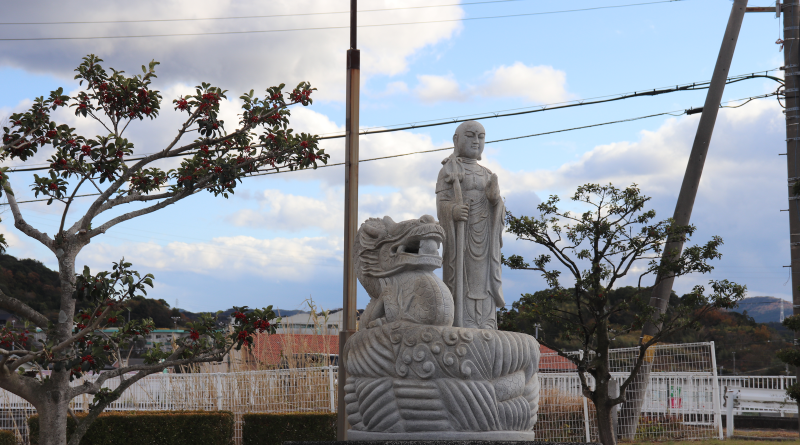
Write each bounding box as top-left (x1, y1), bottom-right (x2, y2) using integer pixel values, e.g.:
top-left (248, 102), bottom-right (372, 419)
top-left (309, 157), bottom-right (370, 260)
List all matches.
top-left (436, 120), bottom-right (505, 329)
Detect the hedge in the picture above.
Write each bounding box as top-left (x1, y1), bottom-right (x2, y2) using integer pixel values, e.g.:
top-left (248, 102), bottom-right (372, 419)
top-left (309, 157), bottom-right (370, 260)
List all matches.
top-left (28, 411), bottom-right (233, 445)
top-left (0, 430), bottom-right (15, 445)
top-left (242, 412), bottom-right (336, 445)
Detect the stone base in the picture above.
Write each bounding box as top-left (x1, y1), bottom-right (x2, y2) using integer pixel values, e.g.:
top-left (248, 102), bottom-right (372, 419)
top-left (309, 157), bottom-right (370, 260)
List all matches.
top-left (346, 430), bottom-right (538, 441)
top-left (285, 441), bottom-right (597, 445)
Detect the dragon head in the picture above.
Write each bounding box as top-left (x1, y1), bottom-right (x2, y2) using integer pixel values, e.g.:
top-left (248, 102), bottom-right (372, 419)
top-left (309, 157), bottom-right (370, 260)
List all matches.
top-left (354, 214), bottom-right (444, 299)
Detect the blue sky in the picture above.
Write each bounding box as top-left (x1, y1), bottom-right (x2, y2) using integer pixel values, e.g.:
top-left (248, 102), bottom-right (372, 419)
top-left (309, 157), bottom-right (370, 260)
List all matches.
top-left (0, 0), bottom-right (790, 313)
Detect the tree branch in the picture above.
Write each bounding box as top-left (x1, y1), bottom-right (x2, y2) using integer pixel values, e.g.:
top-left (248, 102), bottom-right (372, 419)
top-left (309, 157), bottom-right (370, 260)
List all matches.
top-left (4, 184), bottom-right (54, 249)
top-left (87, 188), bottom-right (194, 238)
top-left (59, 177), bottom-right (86, 237)
top-left (0, 288), bottom-right (49, 329)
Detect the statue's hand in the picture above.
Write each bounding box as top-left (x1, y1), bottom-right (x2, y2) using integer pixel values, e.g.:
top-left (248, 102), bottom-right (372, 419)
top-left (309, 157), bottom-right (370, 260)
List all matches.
top-left (453, 203), bottom-right (469, 222)
top-left (487, 173), bottom-right (501, 204)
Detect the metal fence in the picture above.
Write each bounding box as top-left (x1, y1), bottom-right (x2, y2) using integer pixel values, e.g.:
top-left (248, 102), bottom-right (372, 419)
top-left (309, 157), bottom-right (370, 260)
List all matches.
top-left (0, 342), bottom-right (727, 444)
top-left (0, 366), bottom-right (337, 445)
top-left (718, 375), bottom-right (797, 417)
top-left (535, 341), bottom-right (722, 442)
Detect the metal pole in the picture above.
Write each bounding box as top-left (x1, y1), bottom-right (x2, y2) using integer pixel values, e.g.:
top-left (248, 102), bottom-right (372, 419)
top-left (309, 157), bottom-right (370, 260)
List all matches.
top-left (726, 389), bottom-right (735, 438)
top-left (338, 0), bottom-right (359, 440)
top-left (780, 1), bottom-right (800, 437)
top-left (618, 1), bottom-right (749, 439)
top-left (710, 341), bottom-right (724, 440)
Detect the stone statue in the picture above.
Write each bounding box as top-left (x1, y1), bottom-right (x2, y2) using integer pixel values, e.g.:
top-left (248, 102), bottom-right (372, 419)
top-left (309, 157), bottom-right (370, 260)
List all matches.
top-left (436, 120), bottom-right (505, 329)
top-left (344, 214), bottom-right (540, 440)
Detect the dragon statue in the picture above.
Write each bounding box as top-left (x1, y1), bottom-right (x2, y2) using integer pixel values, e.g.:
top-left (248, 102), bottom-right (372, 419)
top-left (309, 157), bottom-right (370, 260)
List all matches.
top-left (343, 215), bottom-right (541, 440)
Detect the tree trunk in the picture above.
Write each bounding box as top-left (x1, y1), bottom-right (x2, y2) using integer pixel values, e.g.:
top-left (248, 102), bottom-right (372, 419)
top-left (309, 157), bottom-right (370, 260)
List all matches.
top-left (595, 398), bottom-right (617, 445)
top-left (38, 249), bottom-right (79, 445)
top-left (36, 377), bottom-right (70, 445)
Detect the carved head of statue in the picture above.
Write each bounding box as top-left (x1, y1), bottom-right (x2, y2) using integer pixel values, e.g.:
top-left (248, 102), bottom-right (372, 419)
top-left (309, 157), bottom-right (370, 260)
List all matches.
top-left (453, 120), bottom-right (485, 160)
top-left (353, 215), bottom-right (444, 299)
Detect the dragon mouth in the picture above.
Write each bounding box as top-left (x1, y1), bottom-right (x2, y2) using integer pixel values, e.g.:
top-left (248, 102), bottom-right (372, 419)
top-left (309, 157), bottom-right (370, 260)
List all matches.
top-left (393, 233), bottom-right (442, 258)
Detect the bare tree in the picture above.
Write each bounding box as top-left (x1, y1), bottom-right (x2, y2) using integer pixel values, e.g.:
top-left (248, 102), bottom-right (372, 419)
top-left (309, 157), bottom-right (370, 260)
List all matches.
top-left (503, 183), bottom-right (745, 445)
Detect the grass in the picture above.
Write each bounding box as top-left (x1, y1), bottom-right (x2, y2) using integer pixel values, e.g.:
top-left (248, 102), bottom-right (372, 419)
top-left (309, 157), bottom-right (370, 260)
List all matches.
top-left (631, 441), bottom-right (799, 445)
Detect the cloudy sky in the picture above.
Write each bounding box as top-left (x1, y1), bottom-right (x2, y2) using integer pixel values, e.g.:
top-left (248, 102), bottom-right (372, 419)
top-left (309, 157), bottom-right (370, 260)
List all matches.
top-left (0, 0), bottom-right (790, 314)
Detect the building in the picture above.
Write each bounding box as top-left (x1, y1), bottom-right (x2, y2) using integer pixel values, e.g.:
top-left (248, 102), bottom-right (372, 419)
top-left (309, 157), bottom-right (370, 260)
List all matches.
top-left (274, 309), bottom-right (365, 335)
top-left (98, 328), bottom-right (190, 352)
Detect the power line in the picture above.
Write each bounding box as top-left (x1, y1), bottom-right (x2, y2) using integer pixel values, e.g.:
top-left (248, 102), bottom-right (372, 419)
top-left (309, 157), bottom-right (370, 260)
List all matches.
top-left (0, 92), bottom-right (773, 206)
top-left (0, 0), bottom-right (528, 25)
top-left (4, 71), bottom-right (781, 174)
top-left (316, 71), bottom-right (782, 140)
top-left (0, 1), bottom-right (685, 41)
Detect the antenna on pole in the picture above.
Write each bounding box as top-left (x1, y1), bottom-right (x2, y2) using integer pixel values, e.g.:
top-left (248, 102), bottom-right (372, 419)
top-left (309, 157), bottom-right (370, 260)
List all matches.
top-left (781, 299), bottom-right (786, 323)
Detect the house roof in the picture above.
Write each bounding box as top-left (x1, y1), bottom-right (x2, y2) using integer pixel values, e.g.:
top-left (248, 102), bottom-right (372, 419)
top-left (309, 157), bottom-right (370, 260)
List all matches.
top-left (252, 333), bottom-right (339, 365)
top-left (252, 333), bottom-right (576, 371)
top-left (539, 345), bottom-right (578, 371)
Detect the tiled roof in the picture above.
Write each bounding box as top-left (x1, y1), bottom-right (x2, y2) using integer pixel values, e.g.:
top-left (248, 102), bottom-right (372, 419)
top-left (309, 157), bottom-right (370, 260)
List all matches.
top-left (252, 333), bottom-right (575, 370)
top-left (252, 333), bottom-right (339, 365)
top-left (539, 345), bottom-right (578, 371)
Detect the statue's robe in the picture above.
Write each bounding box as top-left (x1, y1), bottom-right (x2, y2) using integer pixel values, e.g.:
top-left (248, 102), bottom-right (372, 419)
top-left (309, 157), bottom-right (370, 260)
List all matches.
top-left (436, 156), bottom-right (504, 329)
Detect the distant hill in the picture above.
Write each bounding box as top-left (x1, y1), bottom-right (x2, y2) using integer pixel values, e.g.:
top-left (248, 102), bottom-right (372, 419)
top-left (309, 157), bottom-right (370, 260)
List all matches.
top-left (178, 307), bottom-right (309, 322)
top-left (728, 296), bottom-right (789, 323)
top-left (0, 253), bottom-right (180, 327)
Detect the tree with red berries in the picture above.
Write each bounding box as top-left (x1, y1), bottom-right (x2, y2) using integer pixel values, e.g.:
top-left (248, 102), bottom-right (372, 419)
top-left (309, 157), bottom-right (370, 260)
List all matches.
top-left (0, 55), bottom-right (326, 445)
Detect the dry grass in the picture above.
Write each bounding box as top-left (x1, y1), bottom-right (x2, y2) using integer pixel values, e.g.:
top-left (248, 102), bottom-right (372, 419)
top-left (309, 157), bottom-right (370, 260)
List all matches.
top-left (631, 441), bottom-right (799, 445)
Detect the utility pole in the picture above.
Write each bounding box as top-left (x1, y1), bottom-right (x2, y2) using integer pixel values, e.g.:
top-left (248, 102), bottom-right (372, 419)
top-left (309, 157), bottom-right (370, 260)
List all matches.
top-left (618, 1), bottom-right (749, 439)
top-left (338, 0), bottom-right (360, 440)
top-left (778, 0), bottom-right (800, 434)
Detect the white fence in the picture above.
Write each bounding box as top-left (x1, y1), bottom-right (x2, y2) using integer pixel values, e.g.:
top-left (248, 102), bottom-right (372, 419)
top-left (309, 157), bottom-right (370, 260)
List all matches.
top-left (0, 341), bottom-right (741, 444)
top-left (535, 342), bottom-right (722, 442)
top-left (719, 375), bottom-right (797, 417)
top-left (0, 366), bottom-right (337, 445)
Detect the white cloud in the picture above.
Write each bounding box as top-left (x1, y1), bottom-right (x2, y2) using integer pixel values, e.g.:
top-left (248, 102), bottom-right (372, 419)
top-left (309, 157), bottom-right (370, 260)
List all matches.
top-left (415, 74), bottom-right (465, 103)
top-left (0, 0), bottom-right (463, 102)
top-left (479, 62), bottom-right (572, 103)
top-left (79, 235), bottom-right (341, 281)
top-left (495, 98), bottom-right (788, 300)
top-left (228, 189), bottom-right (342, 233)
top-left (413, 62), bottom-right (572, 104)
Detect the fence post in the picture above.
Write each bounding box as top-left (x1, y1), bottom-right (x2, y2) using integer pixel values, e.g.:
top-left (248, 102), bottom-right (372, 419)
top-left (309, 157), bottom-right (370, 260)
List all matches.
top-left (583, 393), bottom-right (591, 443)
top-left (725, 388), bottom-right (737, 438)
top-left (710, 341), bottom-right (723, 439)
top-left (329, 366), bottom-right (337, 412)
top-left (215, 373), bottom-right (223, 411)
top-left (610, 378), bottom-right (620, 441)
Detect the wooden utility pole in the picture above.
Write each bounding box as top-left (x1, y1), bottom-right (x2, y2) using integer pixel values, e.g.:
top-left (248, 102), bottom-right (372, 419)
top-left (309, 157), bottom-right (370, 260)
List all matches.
top-left (618, 0), bottom-right (749, 439)
top-left (337, 0), bottom-right (360, 440)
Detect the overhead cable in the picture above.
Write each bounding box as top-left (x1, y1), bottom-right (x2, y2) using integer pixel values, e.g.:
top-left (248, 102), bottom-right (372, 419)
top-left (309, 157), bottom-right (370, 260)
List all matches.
top-left (0, 1), bottom-right (540, 25)
top-left (0, 1), bottom-right (685, 41)
top-left (3, 70), bottom-right (781, 174)
top-left (317, 71), bottom-right (783, 140)
top-left (0, 92), bottom-right (774, 206)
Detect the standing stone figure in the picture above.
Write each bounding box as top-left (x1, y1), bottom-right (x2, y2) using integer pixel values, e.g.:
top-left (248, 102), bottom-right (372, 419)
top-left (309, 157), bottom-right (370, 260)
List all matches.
top-left (436, 120), bottom-right (505, 329)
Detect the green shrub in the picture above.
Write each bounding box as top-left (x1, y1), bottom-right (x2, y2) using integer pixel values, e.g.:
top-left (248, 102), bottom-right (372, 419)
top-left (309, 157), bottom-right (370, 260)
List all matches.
top-left (243, 412), bottom-right (336, 445)
top-left (28, 411), bottom-right (232, 445)
top-left (0, 430), bottom-right (16, 445)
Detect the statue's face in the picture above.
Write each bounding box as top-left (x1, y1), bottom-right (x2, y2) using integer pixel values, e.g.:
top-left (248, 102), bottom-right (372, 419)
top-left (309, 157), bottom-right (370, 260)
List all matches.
top-left (454, 122), bottom-right (485, 159)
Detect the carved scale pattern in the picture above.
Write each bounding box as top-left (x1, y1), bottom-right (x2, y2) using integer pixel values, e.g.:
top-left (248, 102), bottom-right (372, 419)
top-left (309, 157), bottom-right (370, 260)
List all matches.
top-left (344, 321), bottom-right (540, 433)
